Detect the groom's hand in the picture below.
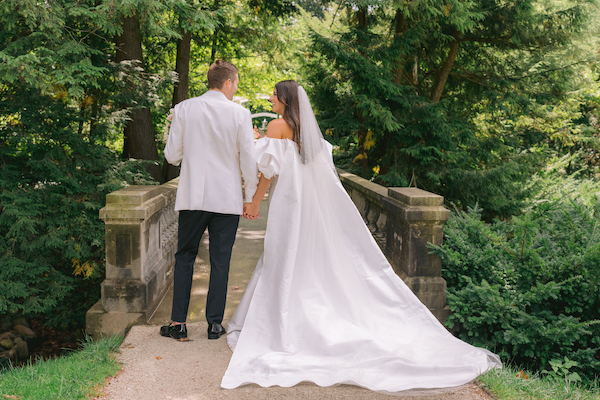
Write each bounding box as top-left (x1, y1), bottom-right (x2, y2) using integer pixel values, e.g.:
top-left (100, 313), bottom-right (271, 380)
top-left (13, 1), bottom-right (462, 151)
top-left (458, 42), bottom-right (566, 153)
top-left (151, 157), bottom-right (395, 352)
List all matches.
top-left (243, 202), bottom-right (260, 220)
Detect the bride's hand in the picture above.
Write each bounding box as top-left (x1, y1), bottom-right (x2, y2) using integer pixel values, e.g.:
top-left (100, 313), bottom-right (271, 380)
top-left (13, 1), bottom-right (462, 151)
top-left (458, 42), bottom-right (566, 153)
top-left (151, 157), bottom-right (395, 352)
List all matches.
top-left (243, 202), bottom-right (260, 220)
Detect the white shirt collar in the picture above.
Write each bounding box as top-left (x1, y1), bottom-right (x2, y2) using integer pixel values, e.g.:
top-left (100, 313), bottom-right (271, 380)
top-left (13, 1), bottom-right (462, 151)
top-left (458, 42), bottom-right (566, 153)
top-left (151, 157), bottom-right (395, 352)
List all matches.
top-left (205, 89), bottom-right (228, 100)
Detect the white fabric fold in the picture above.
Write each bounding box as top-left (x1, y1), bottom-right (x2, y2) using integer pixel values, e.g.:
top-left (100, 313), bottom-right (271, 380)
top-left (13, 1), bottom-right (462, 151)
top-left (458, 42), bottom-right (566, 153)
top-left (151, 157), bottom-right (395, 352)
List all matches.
top-left (256, 136), bottom-right (286, 179)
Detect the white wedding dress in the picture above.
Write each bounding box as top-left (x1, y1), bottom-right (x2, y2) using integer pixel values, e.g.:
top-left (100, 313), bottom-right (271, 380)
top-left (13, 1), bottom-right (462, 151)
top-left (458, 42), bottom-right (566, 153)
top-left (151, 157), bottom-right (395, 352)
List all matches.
top-left (221, 88), bottom-right (500, 394)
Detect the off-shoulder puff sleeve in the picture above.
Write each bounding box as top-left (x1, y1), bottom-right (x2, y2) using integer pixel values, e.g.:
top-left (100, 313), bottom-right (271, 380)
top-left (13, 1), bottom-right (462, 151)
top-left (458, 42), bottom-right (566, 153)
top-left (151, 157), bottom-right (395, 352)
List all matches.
top-left (255, 137), bottom-right (287, 179)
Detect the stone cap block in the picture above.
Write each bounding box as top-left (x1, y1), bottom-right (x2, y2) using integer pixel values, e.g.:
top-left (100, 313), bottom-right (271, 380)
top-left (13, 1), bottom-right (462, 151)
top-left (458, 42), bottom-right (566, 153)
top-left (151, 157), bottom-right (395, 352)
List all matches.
top-left (382, 197), bottom-right (450, 222)
top-left (337, 168), bottom-right (388, 203)
top-left (159, 178), bottom-right (179, 204)
top-left (388, 187), bottom-right (444, 207)
top-left (100, 195), bottom-right (167, 221)
top-left (100, 179), bottom-right (179, 221)
top-left (106, 185), bottom-right (164, 206)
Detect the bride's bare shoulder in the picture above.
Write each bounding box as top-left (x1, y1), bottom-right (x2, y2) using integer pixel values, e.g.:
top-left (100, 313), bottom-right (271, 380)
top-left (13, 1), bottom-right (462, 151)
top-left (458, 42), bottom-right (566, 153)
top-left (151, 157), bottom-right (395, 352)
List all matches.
top-left (266, 119), bottom-right (293, 139)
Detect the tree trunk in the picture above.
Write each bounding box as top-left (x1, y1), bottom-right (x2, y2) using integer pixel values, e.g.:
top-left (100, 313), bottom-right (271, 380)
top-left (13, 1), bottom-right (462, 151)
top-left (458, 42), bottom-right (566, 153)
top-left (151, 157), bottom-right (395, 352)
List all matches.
top-left (77, 104), bottom-right (85, 136)
top-left (357, 8), bottom-right (367, 29)
top-left (353, 8), bottom-right (370, 174)
top-left (353, 110), bottom-right (370, 174)
top-left (210, 29), bottom-right (218, 62)
top-left (162, 27), bottom-right (192, 182)
top-left (430, 30), bottom-right (461, 103)
top-left (412, 56), bottom-right (418, 85)
top-left (392, 9), bottom-right (408, 85)
top-left (172, 29), bottom-right (192, 107)
top-left (210, 0), bottom-right (220, 62)
top-left (89, 88), bottom-right (100, 143)
top-left (115, 13), bottom-right (161, 181)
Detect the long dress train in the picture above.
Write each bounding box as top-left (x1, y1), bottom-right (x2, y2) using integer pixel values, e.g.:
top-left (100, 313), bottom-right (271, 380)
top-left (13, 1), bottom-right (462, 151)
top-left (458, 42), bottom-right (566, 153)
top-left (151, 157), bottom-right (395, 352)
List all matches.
top-left (221, 136), bottom-right (500, 393)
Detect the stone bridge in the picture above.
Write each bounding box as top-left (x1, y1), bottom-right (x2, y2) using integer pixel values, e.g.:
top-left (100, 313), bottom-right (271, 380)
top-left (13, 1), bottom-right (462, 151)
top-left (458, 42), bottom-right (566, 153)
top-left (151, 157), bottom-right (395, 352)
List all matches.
top-left (86, 169), bottom-right (450, 339)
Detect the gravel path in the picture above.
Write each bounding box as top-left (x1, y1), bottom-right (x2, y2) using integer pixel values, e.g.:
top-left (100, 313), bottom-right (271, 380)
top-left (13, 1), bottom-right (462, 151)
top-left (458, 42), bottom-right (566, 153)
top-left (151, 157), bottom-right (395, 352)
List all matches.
top-left (95, 322), bottom-right (492, 400)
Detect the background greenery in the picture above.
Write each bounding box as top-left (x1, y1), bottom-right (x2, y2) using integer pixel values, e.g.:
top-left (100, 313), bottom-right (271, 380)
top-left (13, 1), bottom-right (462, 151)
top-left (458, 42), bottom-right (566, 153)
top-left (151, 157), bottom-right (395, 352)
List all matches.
top-left (1, 0), bottom-right (599, 389)
top-left (433, 199), bottom-right (600, 382)
top-left (432, 154), bottom-right (600, 382)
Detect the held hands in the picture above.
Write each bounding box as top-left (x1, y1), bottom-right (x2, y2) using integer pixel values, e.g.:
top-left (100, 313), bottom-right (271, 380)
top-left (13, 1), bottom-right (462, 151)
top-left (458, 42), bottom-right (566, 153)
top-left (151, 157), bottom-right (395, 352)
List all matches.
top-left (243, 173), bottom-right (271, 220)
top-left (243, 202), bottom-right (260, 220)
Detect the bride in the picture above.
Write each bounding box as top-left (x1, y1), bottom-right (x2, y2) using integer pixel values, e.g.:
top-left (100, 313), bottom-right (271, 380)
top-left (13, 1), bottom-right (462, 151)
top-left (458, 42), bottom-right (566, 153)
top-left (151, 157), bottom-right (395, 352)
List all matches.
top-left (221, 80), bottom-right (501, 393)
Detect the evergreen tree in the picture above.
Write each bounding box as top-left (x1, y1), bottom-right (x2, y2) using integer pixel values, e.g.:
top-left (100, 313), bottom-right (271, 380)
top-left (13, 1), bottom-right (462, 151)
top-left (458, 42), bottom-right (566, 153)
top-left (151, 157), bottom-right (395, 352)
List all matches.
top-left (304, 0), bottom-right (600, 218)
top-left (0, 0), bottom-right (300, 328)
top-left (0, 0), bottom-right (157, 327)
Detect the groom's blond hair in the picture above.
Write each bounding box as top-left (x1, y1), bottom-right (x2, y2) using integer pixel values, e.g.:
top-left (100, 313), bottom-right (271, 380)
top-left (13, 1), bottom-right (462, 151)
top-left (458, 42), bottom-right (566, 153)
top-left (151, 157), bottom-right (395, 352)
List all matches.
top-left (207, 60), bottom-right (238, 90)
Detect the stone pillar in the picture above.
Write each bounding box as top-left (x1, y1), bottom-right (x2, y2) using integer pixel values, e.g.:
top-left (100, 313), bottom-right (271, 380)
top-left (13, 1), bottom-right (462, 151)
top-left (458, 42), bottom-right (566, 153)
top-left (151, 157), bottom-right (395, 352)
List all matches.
top-left (382, 187), bottom-right (450, 322)
top-left (86, 179), bottom-right (178, 340)
top-left (337, 169), bottom-right (452, 324)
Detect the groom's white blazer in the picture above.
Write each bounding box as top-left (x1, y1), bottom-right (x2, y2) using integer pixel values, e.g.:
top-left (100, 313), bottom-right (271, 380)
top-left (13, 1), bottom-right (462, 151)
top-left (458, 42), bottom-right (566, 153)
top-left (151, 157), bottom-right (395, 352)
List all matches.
top-left (164, 90), bottom-right (259, 215)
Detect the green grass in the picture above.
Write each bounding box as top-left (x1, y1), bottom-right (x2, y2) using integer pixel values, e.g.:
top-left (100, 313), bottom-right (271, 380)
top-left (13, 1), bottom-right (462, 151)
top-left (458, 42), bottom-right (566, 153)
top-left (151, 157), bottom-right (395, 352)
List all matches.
top-left (0, 336), bottom-right (122, 400)
top-left (479, 365), bottom-right (600, 400)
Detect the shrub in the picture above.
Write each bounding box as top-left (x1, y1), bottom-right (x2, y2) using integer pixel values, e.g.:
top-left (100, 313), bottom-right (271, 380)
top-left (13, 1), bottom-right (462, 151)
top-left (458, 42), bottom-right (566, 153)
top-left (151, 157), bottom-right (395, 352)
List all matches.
top-left (0, 88), bottom-right (157, 330)
top-left (431, 165), bottom-right (600, 383)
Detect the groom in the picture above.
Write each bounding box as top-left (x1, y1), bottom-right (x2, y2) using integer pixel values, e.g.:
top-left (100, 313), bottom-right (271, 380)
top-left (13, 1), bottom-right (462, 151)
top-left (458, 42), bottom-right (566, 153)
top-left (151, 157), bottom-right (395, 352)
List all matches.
top-left (161, 60), bottom-right (258, 340)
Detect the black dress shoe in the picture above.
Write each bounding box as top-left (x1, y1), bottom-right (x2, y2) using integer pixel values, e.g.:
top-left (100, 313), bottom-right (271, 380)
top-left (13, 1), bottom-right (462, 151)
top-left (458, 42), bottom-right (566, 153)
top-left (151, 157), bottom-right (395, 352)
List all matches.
top-left (207, 323), bottom-right (226, 340)
top-left (160, 323), bottom-right (188, 340)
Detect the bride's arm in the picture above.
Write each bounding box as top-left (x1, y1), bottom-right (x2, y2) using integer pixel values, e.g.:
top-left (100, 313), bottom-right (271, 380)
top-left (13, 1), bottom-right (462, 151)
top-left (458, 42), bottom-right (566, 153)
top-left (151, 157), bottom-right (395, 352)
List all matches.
top-left (243, 121), bottom-right (285, 219)
top-left (243, 174), bottom-right (271, 219)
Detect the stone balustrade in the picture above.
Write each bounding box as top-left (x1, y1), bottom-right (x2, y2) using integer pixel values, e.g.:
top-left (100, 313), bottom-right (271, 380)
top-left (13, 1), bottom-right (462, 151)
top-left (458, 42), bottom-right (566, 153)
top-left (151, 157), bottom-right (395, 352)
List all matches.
top-left (337, 169), bottom-right (451, 322)
top-left (86, 169), bottom-right (451, 339)
top-left (86, 178), bottom-right (179, 340)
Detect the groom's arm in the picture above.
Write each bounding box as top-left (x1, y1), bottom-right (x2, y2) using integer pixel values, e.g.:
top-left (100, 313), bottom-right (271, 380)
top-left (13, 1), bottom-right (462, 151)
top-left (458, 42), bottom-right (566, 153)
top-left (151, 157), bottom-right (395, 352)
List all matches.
top-left (238, 111), bottom-right (259, 203)
top-left (164, 104), bottom-right (183, 166)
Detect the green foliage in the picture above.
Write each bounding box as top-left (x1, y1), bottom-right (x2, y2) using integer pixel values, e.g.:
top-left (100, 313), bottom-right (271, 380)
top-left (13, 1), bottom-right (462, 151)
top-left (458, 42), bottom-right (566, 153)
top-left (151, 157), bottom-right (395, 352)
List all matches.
top-left (0, 335), bottom-right (122, 400)
top-left (431, 166), bottom-right (600, 382)
top-left (304, 0), bottom-right (600, 219)
top-left (0, 0), bottom-right (299, 332)
top-left (0, 91), bottom-right (156, 327)
top-left (142, 0), bottom-right (299, 128)
top-left (0, 0), bottom-right (158, 328)
top-left (0, 0), bottom-right (111, 101)
top-left (543, 357), bottom-right (583, 387)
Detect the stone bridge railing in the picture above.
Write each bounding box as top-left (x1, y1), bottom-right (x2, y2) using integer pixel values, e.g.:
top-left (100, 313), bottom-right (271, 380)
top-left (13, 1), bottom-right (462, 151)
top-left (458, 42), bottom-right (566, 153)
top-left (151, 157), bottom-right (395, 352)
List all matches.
top-left (337, 169), bottom-right (450, 322)
top-left (86, 171), bottom-right (450, 339)
top-left (86, 179), bottom-right (179, 339)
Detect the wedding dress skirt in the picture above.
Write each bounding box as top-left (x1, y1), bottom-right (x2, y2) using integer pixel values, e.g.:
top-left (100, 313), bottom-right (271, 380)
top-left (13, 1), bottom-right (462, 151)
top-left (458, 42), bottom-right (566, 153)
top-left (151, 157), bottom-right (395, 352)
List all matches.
top-left (221, 137), bottom-right (500, 393)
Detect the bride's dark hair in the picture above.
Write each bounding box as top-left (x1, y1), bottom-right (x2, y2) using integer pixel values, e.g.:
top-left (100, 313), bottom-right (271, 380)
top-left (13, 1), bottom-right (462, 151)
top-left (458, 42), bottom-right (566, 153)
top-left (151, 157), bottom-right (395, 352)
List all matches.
top-left (275, 80), bottom-right (301, 153)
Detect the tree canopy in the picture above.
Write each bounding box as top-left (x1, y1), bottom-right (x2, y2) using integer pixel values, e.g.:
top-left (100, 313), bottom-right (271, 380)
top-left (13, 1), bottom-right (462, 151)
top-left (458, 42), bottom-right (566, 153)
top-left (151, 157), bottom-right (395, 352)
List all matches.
top-left (0, 0), bottom-right (297, 327)
top-left (304, 0), bottom-right (600, 218)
